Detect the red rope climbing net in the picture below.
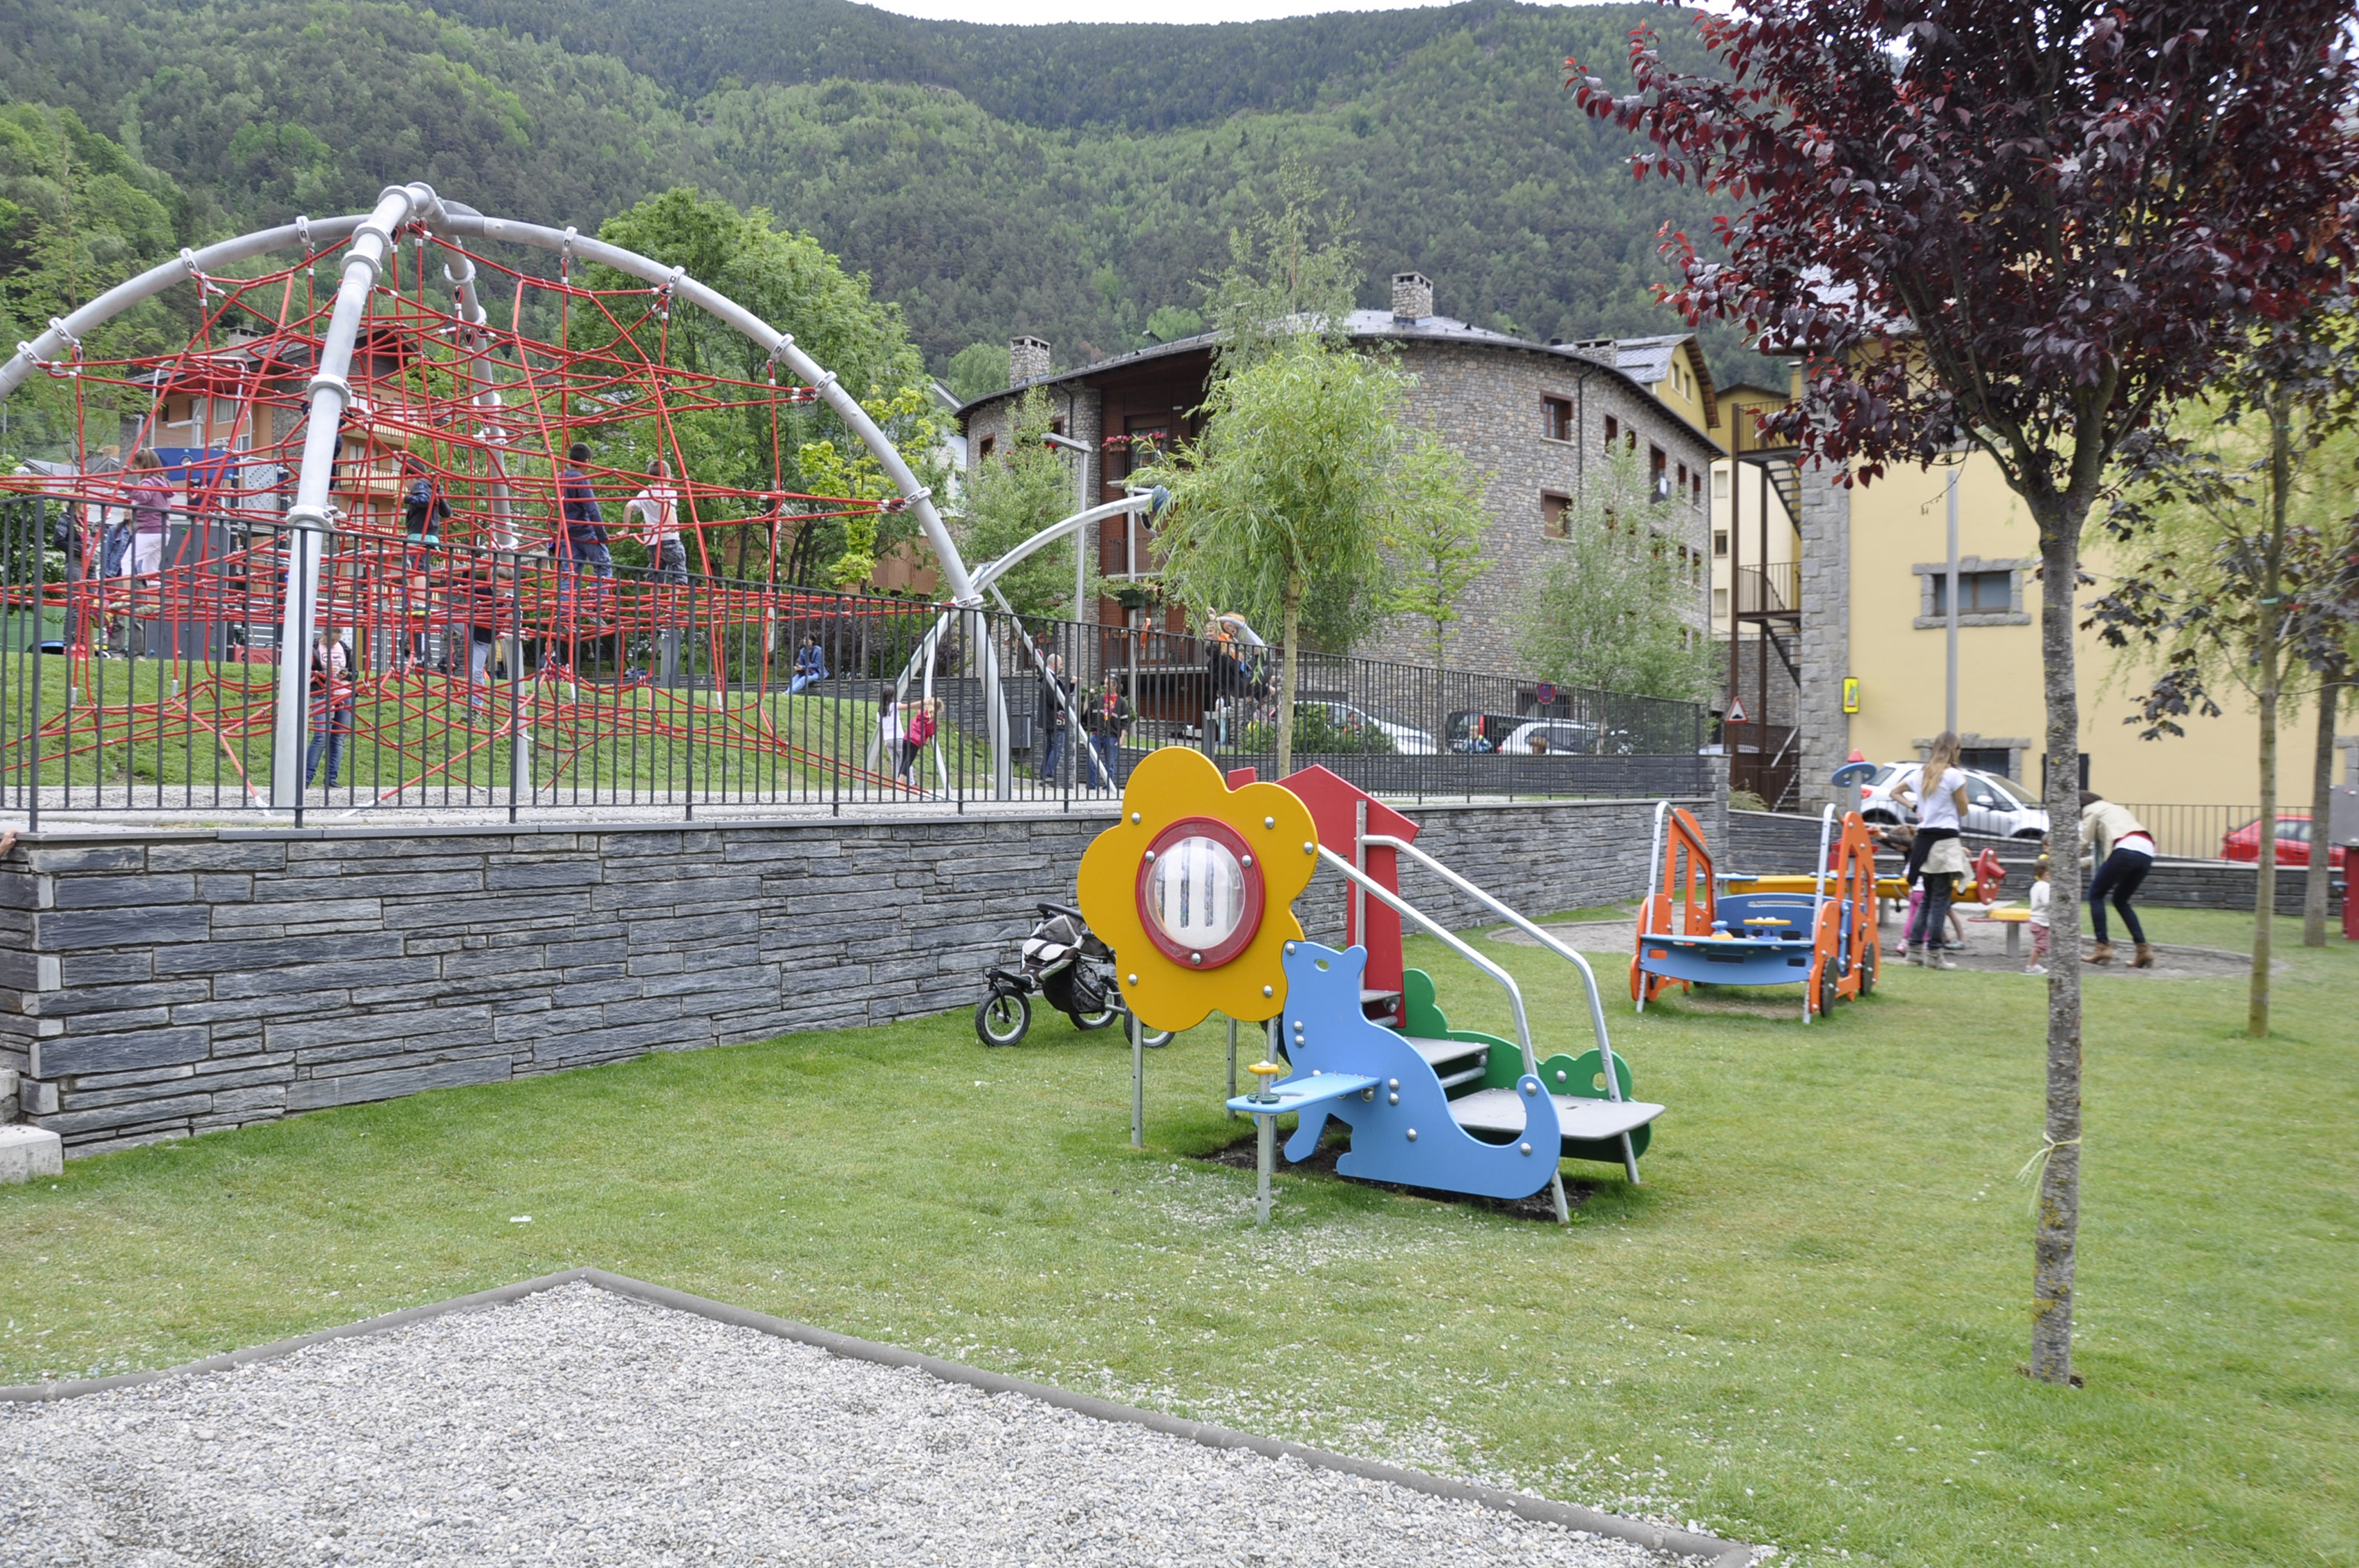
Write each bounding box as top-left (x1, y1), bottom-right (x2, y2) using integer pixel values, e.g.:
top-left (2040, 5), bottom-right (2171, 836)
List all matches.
top-left (1, 231), bottom-right (952, 806)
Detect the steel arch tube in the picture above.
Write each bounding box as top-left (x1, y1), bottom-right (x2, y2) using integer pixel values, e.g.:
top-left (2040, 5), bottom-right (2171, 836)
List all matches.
top-left (270, 184), bottom-right (444, 808)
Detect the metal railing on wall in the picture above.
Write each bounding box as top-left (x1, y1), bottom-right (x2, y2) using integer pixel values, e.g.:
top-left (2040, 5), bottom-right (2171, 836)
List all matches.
top-left (0, 494), bottom-right (1709, 821)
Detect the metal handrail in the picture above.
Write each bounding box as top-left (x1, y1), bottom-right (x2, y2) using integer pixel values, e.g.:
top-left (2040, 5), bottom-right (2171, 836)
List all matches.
top-left (1314, 846), bottom-right (1536, 1077)
top-left (1360, 835), bottom-right (1621, 1105)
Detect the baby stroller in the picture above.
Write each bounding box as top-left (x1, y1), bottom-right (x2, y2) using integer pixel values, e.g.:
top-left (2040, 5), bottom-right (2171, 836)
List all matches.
top-left (976, 902), bottom-right (1174, 1047)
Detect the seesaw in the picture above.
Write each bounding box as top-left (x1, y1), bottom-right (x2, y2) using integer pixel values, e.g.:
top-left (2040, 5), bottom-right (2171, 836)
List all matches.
top-left (1074, 750), bottom-right (1663, 1226)
top-left (1632, 800), bottom-right (1879, 1022)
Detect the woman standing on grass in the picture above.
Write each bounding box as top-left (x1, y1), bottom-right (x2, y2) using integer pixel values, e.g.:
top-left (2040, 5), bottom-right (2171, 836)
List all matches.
top-left (2079, 791), bottom-right (2157, 968)
top-left (1895, 730), bottom-right (1970, 967)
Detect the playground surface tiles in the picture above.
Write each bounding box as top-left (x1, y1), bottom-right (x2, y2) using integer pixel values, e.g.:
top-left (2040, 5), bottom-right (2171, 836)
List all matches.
top-left (0, 1281), bottom-right (1694, 1568)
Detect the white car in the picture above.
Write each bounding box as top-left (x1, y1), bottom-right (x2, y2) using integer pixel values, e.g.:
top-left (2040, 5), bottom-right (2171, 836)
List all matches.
top-left (1302, 701), bottom-right (1437, 755)
top-left (1496, 718), bottom-right (1601, 756)
top-left (1858, 762), bottom-right (2049, 839)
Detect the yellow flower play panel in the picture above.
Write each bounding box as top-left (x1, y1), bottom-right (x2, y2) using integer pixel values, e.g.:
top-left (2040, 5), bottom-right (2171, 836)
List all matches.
top-left (1074, 747), bottom-right (1320, 1035)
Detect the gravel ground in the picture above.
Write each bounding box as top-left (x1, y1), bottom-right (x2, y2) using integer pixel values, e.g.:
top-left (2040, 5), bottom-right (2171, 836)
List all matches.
top-left (1, 1282), bottom-right (1690, 1567)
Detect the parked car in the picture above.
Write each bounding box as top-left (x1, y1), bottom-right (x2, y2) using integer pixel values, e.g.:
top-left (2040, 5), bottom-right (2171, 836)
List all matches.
top-left (1858, 762), bottom-right (2050, 839)
top-left (1497, 718), bottom-right (1603, 756)
top-left (1448, 710), bottom-right (1624, 754)
top-left (1300, 700), bottom-right (1437, 755)
top-left (2220, 813), bottom-right (2346, 870)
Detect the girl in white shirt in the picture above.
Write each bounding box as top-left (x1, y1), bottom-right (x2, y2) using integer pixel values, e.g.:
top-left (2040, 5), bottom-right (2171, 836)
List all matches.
top-left (1895, 730), bottom-right (1970, 967)
top-left (627, 459), bottom-right (685, 584)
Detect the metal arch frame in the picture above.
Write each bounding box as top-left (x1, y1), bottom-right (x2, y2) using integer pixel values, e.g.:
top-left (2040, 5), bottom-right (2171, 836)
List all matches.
top-left (1, 183), bottom-right (987, 808)
top-left (882, 493), bottom-right (1161, 793)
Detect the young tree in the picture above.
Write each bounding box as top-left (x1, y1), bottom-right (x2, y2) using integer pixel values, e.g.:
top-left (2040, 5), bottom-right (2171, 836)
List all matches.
top-left (1516, 443), bottom-right (1717, 702)
top-left (1141, 337), bottom-right (1405, 776)
top-left (1205, 157), bottom-right (1361, 377)
top-left (957, 390), bottom-right (1092, 621)
top-left (1572, 1), bottom-right (2358, 1384)
top-left (1380, 431), bottom-right (1489, 675)
top-left (2092, 309), bottom-right (2359, 1029)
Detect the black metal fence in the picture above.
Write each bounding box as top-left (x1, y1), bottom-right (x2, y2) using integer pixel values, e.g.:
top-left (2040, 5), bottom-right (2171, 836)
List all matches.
top-left (0, 491), bottom-right (1710, 820)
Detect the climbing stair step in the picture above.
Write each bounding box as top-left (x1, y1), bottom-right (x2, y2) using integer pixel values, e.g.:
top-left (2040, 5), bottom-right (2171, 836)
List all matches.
top-left (1402, 1036), bottom-right (1486, 1070)
top-left (1446, 1089), bottom-right (1665, 1143)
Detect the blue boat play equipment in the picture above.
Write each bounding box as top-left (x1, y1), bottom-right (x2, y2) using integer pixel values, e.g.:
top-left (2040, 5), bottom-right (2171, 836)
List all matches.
top-left (1631, 799), bottom-right (1880, 1022)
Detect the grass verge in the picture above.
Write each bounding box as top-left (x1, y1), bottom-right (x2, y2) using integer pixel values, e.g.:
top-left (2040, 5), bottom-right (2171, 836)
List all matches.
top-left (1, 905), bottom-right (2351, 1566)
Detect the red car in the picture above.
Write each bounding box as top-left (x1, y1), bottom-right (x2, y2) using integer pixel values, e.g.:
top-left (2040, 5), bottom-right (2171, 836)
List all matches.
top-left (2220, 814), bottom-right (2347, 870)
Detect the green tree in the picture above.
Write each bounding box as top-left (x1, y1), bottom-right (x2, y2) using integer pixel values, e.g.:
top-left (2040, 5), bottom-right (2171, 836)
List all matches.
top-left (0, 105), bottom-right (188, 459)
top-left (1513, 444), bottom-right (1714, 702)
top-left (956, 390), bottom-right (1090, 620)
top-left (1379, 431), bottom-right (1488, 673)
top-left (1142, 335), bottom-right (1407, 776)
top-left (1144, 305), bottom-right (1203, 344)
top-left (943, 341), bottom-right (1010, 406)
top-left (2093, 308), bottom-right (2359, 1026)
top-left (582, 188), bottom-right (936, 584)
top-left (1205, 158), bottom-right (1360, 376)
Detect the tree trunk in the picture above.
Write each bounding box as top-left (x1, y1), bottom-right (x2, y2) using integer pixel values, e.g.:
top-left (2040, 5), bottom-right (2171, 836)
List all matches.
top-left (2250, 389), bottom-right (2290, 1036)
top-left (1276, 576), bottom-right (1302, 779)
top-left (2031, 504), bottom-right (2086, 1388)
top-left (2306, 665), bottom-right (2345, 946)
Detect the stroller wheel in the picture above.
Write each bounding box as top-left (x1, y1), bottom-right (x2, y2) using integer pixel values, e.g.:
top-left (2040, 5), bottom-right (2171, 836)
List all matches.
top-left (1070, 1006), bottom-right (1119, 1032)
top-left (975, 992), bottom-right (1031, 1047)
top-left (1125, 1007), bottom-right (1175, 1049)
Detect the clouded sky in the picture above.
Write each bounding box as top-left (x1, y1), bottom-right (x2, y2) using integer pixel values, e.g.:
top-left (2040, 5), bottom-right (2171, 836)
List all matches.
top-left (867, 0), bottom-right (1474, 22)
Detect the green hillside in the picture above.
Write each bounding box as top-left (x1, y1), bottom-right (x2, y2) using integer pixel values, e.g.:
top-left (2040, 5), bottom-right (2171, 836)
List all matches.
top-left (0, 0), bottom-right (1766, 383)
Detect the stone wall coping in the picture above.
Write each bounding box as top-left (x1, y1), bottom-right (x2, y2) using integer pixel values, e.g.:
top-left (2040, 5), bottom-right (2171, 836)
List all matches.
top-left (4, 794), bottom-right (1713, 847)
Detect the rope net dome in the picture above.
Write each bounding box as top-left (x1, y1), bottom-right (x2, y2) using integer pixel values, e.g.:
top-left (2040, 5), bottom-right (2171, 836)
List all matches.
top-left (0, 223), bottom-right (977, 810)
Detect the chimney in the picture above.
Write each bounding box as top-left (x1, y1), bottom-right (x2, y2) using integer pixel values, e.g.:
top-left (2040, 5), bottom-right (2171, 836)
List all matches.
top-left (1391, 272), bottom-right (1433, 323)
top-left (1009, 335), bottom-right (1051, 386)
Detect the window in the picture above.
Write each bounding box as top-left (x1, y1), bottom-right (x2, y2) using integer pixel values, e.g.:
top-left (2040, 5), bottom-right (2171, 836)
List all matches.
top-left (1930, 570), bottom-right (2013, 614)
top-left (977, 435), bottom-right (995, 461)
top-left (1713, 530), bottom-right (1729, 557)
top-left (1959, 747), bottom-right (2013, 776)
top-left (1603, 415), bottom-right (1618, 447)
top-left (1711, 468), bottom-right (1729, 500)
top-left (1711, 587), bottom-right (1729, 617)
top-left (2042, 751), bottom-right (2091, 794)
top-left (1541, 491), bottom-right (1571, 538)
top-left (1692, 473), bottom-right (1703, 507)
top-left (1677, 461), bottom-right (1688, 489)
top-left (1649, 445), bottom-right (1667, 498)
top-left (1542, 395), bottom-right (1573, 442)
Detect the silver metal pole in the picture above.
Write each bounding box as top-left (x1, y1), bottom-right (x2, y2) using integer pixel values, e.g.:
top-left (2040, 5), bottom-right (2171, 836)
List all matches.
top-left (1226, 1016), bottom-right (1238, 1120)
top-left (1129, 1006), bottom-right (1145, 1150)
top-left (1945, 464), bottom-right (1960, 737)
top-left (1255, 1111), bottom-right (1274, 1225)
top-left (271, 185), bottom-right (437, 809)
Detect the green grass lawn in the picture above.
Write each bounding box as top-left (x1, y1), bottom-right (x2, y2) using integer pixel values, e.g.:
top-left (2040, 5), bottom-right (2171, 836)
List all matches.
top-left (0, 652), bottom-right (990, 796)
top-left (2, 905), bottom-right (2351, 1566)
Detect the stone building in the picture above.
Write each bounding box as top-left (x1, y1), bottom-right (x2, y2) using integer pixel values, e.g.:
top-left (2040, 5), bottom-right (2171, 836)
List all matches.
top-left (954, 273), bottom-right (1723, 676)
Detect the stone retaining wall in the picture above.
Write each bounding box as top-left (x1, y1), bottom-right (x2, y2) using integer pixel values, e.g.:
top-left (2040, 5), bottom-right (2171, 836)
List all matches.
top-left (0, 791), bottom-right (1713, 1155)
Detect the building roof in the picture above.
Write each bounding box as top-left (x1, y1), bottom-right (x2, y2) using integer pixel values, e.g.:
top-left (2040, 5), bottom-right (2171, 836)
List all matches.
top-left (1573, 332), bottom-right (1717, 432)
top-left (954, 313), bottom-right (1721, 456)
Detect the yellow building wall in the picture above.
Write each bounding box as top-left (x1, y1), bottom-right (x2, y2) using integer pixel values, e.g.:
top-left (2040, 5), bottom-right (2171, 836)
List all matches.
top-left (1842, 450), bottom-right (2271, 812)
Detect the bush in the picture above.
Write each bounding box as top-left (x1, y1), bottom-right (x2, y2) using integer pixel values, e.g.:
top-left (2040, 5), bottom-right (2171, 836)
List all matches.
top-left (1239, 703), bottom-right (1395, 755)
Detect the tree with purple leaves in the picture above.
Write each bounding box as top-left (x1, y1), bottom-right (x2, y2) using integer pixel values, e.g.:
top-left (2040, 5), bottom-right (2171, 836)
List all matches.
top-left (1568, 1), bottom-right (2358, 1385)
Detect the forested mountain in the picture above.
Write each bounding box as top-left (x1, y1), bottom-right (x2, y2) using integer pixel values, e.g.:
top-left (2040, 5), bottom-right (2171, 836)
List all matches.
top-left (0, 0), bottom-right (1768, 385)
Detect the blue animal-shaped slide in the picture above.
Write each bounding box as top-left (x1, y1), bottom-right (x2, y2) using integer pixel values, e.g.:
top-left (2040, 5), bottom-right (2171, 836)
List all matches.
top-left (1276, 942), bottom-right (1562, 1201)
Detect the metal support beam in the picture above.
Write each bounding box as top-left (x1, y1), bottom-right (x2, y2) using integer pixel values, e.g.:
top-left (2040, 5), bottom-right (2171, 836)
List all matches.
top-left (272, 184), bottom-right (443, 808)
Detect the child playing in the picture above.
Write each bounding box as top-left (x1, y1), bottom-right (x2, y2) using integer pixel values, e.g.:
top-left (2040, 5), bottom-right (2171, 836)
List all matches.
top-left (2025, 856), bottom-right (2052, 975)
